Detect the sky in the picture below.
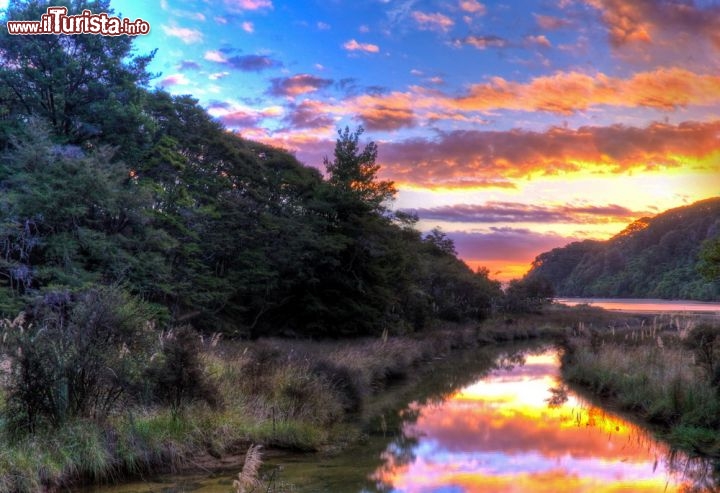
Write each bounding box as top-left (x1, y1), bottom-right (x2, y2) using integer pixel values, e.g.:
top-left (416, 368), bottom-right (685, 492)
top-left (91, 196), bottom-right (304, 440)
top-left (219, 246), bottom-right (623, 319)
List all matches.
top-left (37, 0), bottom-right (720, 279)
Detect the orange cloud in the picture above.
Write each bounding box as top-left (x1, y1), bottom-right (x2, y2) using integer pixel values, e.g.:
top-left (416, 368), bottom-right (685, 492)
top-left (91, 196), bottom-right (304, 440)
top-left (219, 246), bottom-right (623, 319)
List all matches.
top-left (526, 34), bottom-right (552, 47)
top-left (460, 0), bottom-right (486, 15)
top-left (274, 68), bottom-right (719, 129)
top-left (376, 121), bottom-right (720, 188)
top-left (584, 0), bottom-right (720, 58)
top-left (268, 74), bottom-right (333, 97)
top-left (453, 68), bottom-right (720, 114)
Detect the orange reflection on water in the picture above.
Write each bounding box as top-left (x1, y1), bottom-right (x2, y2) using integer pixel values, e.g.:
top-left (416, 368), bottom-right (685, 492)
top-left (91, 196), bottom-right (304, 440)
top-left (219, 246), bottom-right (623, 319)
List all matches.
top-left (374, 351), bottom-right (690, 492)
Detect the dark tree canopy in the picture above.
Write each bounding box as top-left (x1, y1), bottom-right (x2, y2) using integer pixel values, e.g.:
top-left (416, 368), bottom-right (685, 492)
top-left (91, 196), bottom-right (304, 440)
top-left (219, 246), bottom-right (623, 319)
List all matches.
top-left (525, 197), bottom-right (720, 301)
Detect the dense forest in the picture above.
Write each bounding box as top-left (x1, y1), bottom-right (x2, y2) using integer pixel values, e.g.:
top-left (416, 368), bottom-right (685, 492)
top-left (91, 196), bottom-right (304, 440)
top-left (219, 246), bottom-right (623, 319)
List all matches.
top-left (0, 0), bottom-right (507, 339)
top-left (525, 197), bottom-right (720, 300)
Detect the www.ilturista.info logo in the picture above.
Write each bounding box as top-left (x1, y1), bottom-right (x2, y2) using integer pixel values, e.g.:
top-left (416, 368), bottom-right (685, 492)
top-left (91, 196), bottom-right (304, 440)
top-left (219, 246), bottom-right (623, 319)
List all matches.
top-left (7, 7), bottom-right (150, 36)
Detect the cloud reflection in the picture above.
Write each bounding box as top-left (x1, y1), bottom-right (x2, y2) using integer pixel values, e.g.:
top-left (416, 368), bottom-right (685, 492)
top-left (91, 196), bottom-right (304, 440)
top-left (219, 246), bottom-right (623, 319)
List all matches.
top-left (373, 351), bottom-right (691, 492)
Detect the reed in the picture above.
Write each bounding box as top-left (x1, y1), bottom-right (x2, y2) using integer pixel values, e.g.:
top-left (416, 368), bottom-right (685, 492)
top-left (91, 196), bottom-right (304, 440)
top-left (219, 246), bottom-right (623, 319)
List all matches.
top-left (561, 319), bottom-right (720, 455)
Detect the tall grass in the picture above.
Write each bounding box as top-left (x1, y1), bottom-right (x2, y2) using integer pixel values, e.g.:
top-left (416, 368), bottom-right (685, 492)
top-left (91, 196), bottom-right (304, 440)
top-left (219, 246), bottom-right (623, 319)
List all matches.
top-left (562, 318), bottom-right (720, 456)
top-left (0, 312), bottom-right (577, 491)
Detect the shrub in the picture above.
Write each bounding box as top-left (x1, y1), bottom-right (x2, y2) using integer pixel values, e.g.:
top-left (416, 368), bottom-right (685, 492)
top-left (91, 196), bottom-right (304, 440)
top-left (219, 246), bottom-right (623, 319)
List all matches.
top-left (682, 324), bottom-right (720, 386)
top-left (146, 326), bottom-right (219, 412)
top-left (502, 276), bottom-right (555, 314)
top-left (0, 286), bottom-right (157, 434)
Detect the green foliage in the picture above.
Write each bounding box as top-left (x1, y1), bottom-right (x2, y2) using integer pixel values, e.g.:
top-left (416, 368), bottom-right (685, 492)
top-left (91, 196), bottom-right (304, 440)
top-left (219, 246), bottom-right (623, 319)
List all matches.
top-left (0, 0), bottom-right (154, 154)
top-left (526, 198), bottom-right (720, 300)
top-left (699, 237), bottom-right (720, 282)
top-left (682, 324), bottom-right (720, 386)
top-left (325, 126), bottom-right (396, 213)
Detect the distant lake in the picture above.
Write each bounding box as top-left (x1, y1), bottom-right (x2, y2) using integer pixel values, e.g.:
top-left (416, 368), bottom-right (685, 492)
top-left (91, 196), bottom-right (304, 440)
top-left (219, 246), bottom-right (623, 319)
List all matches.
top-left (556, 298), bottom-right (720, 314)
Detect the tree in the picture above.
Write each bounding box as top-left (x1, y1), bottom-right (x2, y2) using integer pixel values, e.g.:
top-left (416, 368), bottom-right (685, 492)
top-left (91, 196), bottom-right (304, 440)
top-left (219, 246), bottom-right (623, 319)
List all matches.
top-left (0, 0), bottom-right (155, 160)
top-left (325, 126), bottom-right (396, 213)
top-left (699, 237), bottom-right (720, 282)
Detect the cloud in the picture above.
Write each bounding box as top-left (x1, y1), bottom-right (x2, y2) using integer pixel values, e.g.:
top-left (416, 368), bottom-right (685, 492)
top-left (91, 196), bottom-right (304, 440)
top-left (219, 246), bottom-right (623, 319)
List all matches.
top-left (204, 50), bottom-right (227, 63)
top-left (584, 0), bottom-right (720, 63)
top-left (452, 67), bottom-right (720, 114)
top-left (449, 229), bottom-right (575, 264)
top-left (534, 14), bottom-right (571, 30)
top-left (376, 120), bottom-right (720, 188)
top-left (351, 91), bottom-right (417, 131)
top-left (406, 202), bottom-right (643, 224)
top-left (161, 24), bottom-right (203, 44)
top-left (211, 104), bottom-right (284, 129)
top-left (526, 35), bottom-right (552, 47)
top-left (317, 21), bottom-right (331, 30)
top-left (284, 100), bottom-right (336, 129)
top-left (343, 39), bottom-right (380, 53)
top-left (460, 0), bottom-right (486, 15)
top-left (268, 74), bottom-right (333, 97)
top-left (219, 55), bottom-right (283, 71)
top-left (209, 72), bottom-right (230, 80)
top-left (219, 111), bottom-right (264, 127)
top-left (458, 35), bottom-right (508, 49)
top-left (225, 0), bottom-right (273, 10)
top-left (412, 11), bottom-right (455, 32)
top-left (178, 60), bottom-right (201, 71)
top-left (159, 73), bottom-right (191, 87)
top-left (241, 21), bottom-right (254, 33)
top-left (359, 105), bottom-right (416, 131)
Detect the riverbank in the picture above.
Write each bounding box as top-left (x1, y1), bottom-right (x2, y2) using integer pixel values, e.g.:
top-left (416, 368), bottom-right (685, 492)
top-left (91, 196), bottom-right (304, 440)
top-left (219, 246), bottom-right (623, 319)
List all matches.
top-left (0, 311), bottom-right (589, 492)
top-left (560, 314), bottom-right (720, 457)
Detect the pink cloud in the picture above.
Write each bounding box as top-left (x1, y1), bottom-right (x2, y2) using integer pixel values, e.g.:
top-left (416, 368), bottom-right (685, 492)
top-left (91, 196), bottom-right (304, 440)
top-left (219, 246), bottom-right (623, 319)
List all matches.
top-left (343, 39), bottom-right (380, 53)
top-left (412, 11), bottom-right (455, 32)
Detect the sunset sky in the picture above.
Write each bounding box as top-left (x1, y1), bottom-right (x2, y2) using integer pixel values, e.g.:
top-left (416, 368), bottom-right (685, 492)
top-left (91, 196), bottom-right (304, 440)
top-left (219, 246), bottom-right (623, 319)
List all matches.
top-left (57, 1), bottom-right (720, 279)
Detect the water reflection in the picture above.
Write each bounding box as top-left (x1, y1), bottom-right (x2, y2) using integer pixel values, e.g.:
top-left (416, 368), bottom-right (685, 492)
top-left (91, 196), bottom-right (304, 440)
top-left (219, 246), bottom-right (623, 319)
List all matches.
top-left (373, 350), bottom-right (714, 492)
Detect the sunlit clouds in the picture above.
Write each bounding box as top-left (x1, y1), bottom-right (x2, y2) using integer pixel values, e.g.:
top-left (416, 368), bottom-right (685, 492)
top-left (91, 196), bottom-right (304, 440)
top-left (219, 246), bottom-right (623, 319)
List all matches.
top-left (127, 0), bottom-right (720, 281)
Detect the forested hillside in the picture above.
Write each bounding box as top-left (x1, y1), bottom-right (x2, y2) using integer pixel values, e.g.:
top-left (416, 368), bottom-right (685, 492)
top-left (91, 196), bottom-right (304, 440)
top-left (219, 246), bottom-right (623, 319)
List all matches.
top-left (525, 197), bottom-right (720, 300)
top-left (0, 0), bottom-right (502, 338)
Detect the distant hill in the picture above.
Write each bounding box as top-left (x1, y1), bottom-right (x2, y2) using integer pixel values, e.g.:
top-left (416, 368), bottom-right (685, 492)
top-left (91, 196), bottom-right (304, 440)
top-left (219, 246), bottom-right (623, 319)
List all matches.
top-left (525, 197), bottom-right (720, 301)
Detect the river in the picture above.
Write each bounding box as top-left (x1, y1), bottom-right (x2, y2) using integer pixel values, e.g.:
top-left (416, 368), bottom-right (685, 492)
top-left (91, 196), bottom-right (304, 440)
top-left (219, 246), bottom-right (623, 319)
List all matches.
top-left (86, 344), bottom-right (718, 493)
top-left (556, 298), bottom-right (720, 314)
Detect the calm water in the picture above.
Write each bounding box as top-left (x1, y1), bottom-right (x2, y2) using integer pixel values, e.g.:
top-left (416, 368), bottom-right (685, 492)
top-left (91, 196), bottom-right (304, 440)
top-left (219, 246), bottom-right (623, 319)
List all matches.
top-left (557, 298), bottom-right (720, 314)
top-left (88, 346), bottom-right (719, 493)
